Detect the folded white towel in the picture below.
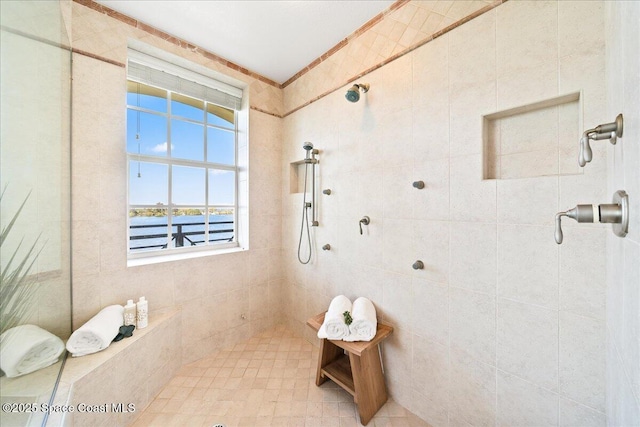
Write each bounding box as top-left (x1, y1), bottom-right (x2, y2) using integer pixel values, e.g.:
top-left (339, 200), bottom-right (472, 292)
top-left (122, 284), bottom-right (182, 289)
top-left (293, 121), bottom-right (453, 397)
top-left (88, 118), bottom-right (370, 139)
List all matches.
top-left (0, 325), bottom-right (65, 378)
top-left (317, 295), bottom-right (352, 340)
top-left (66, 305), bottom-right (124, 357)
top-left (343, 297), bottom-right (377, 342)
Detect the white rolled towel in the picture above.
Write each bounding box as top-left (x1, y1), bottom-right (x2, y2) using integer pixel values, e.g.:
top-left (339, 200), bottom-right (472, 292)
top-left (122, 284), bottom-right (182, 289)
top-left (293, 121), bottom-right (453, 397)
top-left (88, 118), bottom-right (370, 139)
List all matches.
top-left (317, 295), bottom-right (352, 340)
top-left (343, 297), bottom-right (377, 342)
top-left (66, 305), bottom-right (124, 357)
top-left (0, 325), bottom-right (65, 378)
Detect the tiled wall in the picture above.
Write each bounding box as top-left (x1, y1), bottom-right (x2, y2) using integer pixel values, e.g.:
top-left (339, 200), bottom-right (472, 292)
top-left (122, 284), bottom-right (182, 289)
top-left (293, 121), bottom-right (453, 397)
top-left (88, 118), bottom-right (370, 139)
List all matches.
top-left (605, 1), bottom-right (640, 424)
top-left (67, 2), bottom-right (284, 365)
top-left (283, 0), bottom-right (497, 115)
top-left (282, 1), bottom-right (609, 425)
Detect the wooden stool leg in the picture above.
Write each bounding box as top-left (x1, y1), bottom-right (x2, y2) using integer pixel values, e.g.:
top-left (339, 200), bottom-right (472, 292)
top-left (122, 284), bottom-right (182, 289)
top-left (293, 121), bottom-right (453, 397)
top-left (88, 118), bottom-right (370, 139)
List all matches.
top-left (316, 339), bottom-right (343, 386)
top-left (349, 346), bottom-right (387, 426)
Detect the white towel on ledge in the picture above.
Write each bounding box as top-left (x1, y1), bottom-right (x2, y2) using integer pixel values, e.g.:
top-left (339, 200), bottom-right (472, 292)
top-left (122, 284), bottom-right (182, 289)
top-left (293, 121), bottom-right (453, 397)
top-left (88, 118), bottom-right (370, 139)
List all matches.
top-left (317, 295), bottom-right (352, 340)
top-left (0, 324), bottom-right (65, 378)
top-left (343, 297), bottom-right (377, 342)
top-left (66, 305), bottom-right (123, 357)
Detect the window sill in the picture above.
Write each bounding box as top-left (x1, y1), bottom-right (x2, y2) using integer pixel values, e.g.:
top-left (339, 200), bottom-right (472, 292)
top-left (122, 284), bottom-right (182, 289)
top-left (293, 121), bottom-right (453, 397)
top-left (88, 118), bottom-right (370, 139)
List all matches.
top-left (127, 245), bottom-right (246, 267)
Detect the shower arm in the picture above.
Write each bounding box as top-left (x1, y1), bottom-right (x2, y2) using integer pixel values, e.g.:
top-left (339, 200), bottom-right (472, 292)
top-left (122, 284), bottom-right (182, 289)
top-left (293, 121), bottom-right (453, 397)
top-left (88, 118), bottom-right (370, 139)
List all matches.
top-left (578, 114), bottom-right (623, 167)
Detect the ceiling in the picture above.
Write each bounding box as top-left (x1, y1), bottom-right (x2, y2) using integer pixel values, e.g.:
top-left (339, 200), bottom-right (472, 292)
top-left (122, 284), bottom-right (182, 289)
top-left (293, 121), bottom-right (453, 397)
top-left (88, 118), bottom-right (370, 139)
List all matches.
top-left (96, 0), bottom-right (395, 84)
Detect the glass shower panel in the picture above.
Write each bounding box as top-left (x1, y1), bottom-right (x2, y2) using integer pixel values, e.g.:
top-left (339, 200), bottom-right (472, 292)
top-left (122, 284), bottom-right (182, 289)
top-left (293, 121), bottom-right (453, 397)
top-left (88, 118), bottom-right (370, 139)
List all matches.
top-left (0, 1), bottom-right (72, 426)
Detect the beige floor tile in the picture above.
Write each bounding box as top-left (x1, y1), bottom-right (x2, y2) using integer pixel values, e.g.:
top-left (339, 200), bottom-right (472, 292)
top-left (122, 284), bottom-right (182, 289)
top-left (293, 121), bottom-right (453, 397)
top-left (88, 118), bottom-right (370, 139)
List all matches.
top-left (131, 326), bottom-right (429, 427)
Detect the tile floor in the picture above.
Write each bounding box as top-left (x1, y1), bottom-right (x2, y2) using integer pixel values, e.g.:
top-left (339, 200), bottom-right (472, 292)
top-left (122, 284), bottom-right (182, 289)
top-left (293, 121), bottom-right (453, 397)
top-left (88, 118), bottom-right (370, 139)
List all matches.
top-left (131, 325), bottom-right (430, 427)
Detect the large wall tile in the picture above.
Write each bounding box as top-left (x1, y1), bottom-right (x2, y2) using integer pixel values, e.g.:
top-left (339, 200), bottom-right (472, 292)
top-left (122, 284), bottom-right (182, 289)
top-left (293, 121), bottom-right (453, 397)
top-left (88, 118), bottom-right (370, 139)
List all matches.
top-left (497, 298), bottom-right (558, 391)
top-left (382, 218), bottom-right (414, 275)
top-left (621, 239), bottom-right (640, 400)
top-left (497, 224), bottom-right (559, 308)
top-left (413, 102), bottom-right (450, 163)
top-left (412, 334), bottom-right (449, 409)
top-left (450, 287), bottom-right (496, 365)
top-left (449, 83), bottom-right (497, 158)
top-left (496, 0), bottom-right (557, 76)
top-left (497, 61), bottom-right (558, 111)
top-left (381, 271), bottom-right (413, 330)
top-left (449, 349), bottom-right (496, 426)
top-left (383, 165), bottom-right (415, 220)
top-left (559, 228), bottom-right (607, 319)
top-left (559, 313), bottom-right (606, 412)
top-left (413, 159), bottom-right (450, 221)
top-left (413, 220), bottom-right (449, 283)
top-left (412, 278), bottom-right (448, 345)
top-left (559, 398), bottom-right (606, 427)
top-left (449, 222), bottom-right (497, 295)
top-left (449, 10), bottom-right (496, 89)
top-left (497, 370), bottom-right (559, 427)
top-left (450, 154), bottom-right (497, 222)
top-left (497, 176), bottom-right (558, 226)
top-left (558, 0), bottom-right (605, 58)
top-left (412, 34), bottom-right (448, 109)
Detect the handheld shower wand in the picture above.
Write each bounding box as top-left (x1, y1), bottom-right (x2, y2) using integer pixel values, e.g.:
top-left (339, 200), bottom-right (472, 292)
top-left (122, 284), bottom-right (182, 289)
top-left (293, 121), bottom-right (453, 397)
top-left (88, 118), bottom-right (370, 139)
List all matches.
top-left (298, 142), bottom-right (319, 264)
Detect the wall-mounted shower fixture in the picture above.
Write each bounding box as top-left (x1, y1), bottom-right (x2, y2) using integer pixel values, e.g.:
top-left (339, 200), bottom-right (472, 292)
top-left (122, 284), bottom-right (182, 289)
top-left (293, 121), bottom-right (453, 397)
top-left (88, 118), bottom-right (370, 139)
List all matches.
top-left (554, 190), bottom-right (629, 244)
top-left (322, 244), bottom-right (331, 251)
top-left (359, 216), bottom-right (370, 235)
top-left (323, 189), bottom-right (332, 195)
top-left (413, 181), bottom-right (425, 189)
top-left (297, 142), bottom-right (320, 264)
top-left (579, 114), bottom-right (623, 167)
top-left (412, 260), bottom-right (424, 270)
top-left (345, 83), bottom-right (370, 103)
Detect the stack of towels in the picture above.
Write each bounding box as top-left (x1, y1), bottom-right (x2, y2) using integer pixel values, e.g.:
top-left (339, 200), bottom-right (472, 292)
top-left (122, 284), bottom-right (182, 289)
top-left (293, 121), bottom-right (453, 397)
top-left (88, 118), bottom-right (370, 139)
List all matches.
top-left (0, 325), bottom-right (65, 378)
top-left (317, 295), bottom-right (377, 342)
top-left (66, 305), bottom-right (124, 357)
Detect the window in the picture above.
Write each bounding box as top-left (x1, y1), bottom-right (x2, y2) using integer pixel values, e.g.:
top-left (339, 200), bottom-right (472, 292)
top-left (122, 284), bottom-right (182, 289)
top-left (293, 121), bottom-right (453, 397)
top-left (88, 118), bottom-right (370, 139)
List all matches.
top-left (126, 50), bottom-right (245, 259)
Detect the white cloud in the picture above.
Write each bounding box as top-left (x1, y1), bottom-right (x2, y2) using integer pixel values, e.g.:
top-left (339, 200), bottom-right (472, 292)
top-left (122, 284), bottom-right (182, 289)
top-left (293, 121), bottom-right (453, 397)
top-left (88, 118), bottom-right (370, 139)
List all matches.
top-left (151, 142), bottom-right (173, 153)
top-left (209, 169), bottom-right (231, 175)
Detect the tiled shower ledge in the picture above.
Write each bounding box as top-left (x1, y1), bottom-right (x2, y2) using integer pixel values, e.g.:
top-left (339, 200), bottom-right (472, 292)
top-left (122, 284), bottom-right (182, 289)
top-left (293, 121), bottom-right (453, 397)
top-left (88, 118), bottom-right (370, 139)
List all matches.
top-left (46, 308), bottom-right (181, 426)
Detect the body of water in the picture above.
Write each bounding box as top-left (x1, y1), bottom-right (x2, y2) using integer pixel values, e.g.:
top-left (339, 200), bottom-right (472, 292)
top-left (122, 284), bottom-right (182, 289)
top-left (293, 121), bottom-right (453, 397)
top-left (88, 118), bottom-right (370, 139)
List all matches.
top-left (129, 214), bottom-right (234, 251)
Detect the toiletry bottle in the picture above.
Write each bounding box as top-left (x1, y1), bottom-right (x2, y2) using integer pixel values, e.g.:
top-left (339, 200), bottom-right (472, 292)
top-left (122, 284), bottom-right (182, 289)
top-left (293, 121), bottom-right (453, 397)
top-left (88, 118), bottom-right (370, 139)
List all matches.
top-left (124, 299), bottom-right (136, 326)
top-left (136, 297), bottom-right (148, 329)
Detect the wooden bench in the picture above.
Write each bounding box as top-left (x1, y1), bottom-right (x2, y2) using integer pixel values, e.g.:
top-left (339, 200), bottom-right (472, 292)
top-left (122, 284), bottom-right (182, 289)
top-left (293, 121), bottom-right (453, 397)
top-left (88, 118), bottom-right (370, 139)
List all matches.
top-left (306, 312), bottom-right (393, 426)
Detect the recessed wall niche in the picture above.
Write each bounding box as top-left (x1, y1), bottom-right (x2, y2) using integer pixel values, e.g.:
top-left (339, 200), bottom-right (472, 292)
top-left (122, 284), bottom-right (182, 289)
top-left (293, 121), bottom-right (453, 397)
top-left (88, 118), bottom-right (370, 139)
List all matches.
top-left (289, 161), bottom-right (309, 194)
top-left (483, 92), bottom-right (583, 180)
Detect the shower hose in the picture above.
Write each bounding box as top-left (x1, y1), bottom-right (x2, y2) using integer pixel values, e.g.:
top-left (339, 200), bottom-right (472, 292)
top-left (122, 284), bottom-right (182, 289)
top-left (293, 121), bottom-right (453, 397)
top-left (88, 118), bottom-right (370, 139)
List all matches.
top-left (297, 162), bottom-right (312, 264)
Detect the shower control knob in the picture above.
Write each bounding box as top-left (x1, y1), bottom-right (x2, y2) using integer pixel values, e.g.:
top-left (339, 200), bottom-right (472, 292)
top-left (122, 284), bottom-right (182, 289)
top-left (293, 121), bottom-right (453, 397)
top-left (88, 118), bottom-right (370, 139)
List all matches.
top-left (554, 190), bottom-right (629, 244)
top-left (412, 181), bottom-right (425, 189)
top-left (359, 216), bottom-right (370, 235)
top-left (322, 244), bottom-right (331, 251)
top-left (554, 204), bottom-right (595, 244)
top-left (323, 189), bottom-right (332, 195)
top-left (412, 260), bottom-right (424, 270)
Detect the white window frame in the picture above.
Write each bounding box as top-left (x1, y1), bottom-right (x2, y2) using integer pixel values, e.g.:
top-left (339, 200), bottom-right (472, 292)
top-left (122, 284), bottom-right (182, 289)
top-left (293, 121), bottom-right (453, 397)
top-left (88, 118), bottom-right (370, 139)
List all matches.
top-left (125, 45), bottom-right (249, 266)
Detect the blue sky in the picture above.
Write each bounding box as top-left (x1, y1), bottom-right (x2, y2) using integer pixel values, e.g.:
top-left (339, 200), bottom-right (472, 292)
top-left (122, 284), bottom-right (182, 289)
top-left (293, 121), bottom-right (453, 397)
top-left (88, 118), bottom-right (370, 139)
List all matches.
top-left (127, 88), bottom-right (235, 208)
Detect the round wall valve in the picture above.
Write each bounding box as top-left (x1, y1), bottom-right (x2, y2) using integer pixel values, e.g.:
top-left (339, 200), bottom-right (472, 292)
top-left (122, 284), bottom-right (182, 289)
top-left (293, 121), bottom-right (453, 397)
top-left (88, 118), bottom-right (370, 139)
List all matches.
top-left (412, 260), bottom-right (424, 270)
top-left (610, 190), bottom-right (629, 238)
top-left (555, 190), bottom-right (629, 244)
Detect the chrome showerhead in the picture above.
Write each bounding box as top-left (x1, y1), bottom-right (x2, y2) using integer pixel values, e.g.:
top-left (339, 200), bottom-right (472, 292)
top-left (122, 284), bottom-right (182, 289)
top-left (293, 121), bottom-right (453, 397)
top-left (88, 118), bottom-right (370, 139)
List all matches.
top-left (345, 83), bottom-right (370, 103)
top-left (303, 142), bottom-right (314, 151)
